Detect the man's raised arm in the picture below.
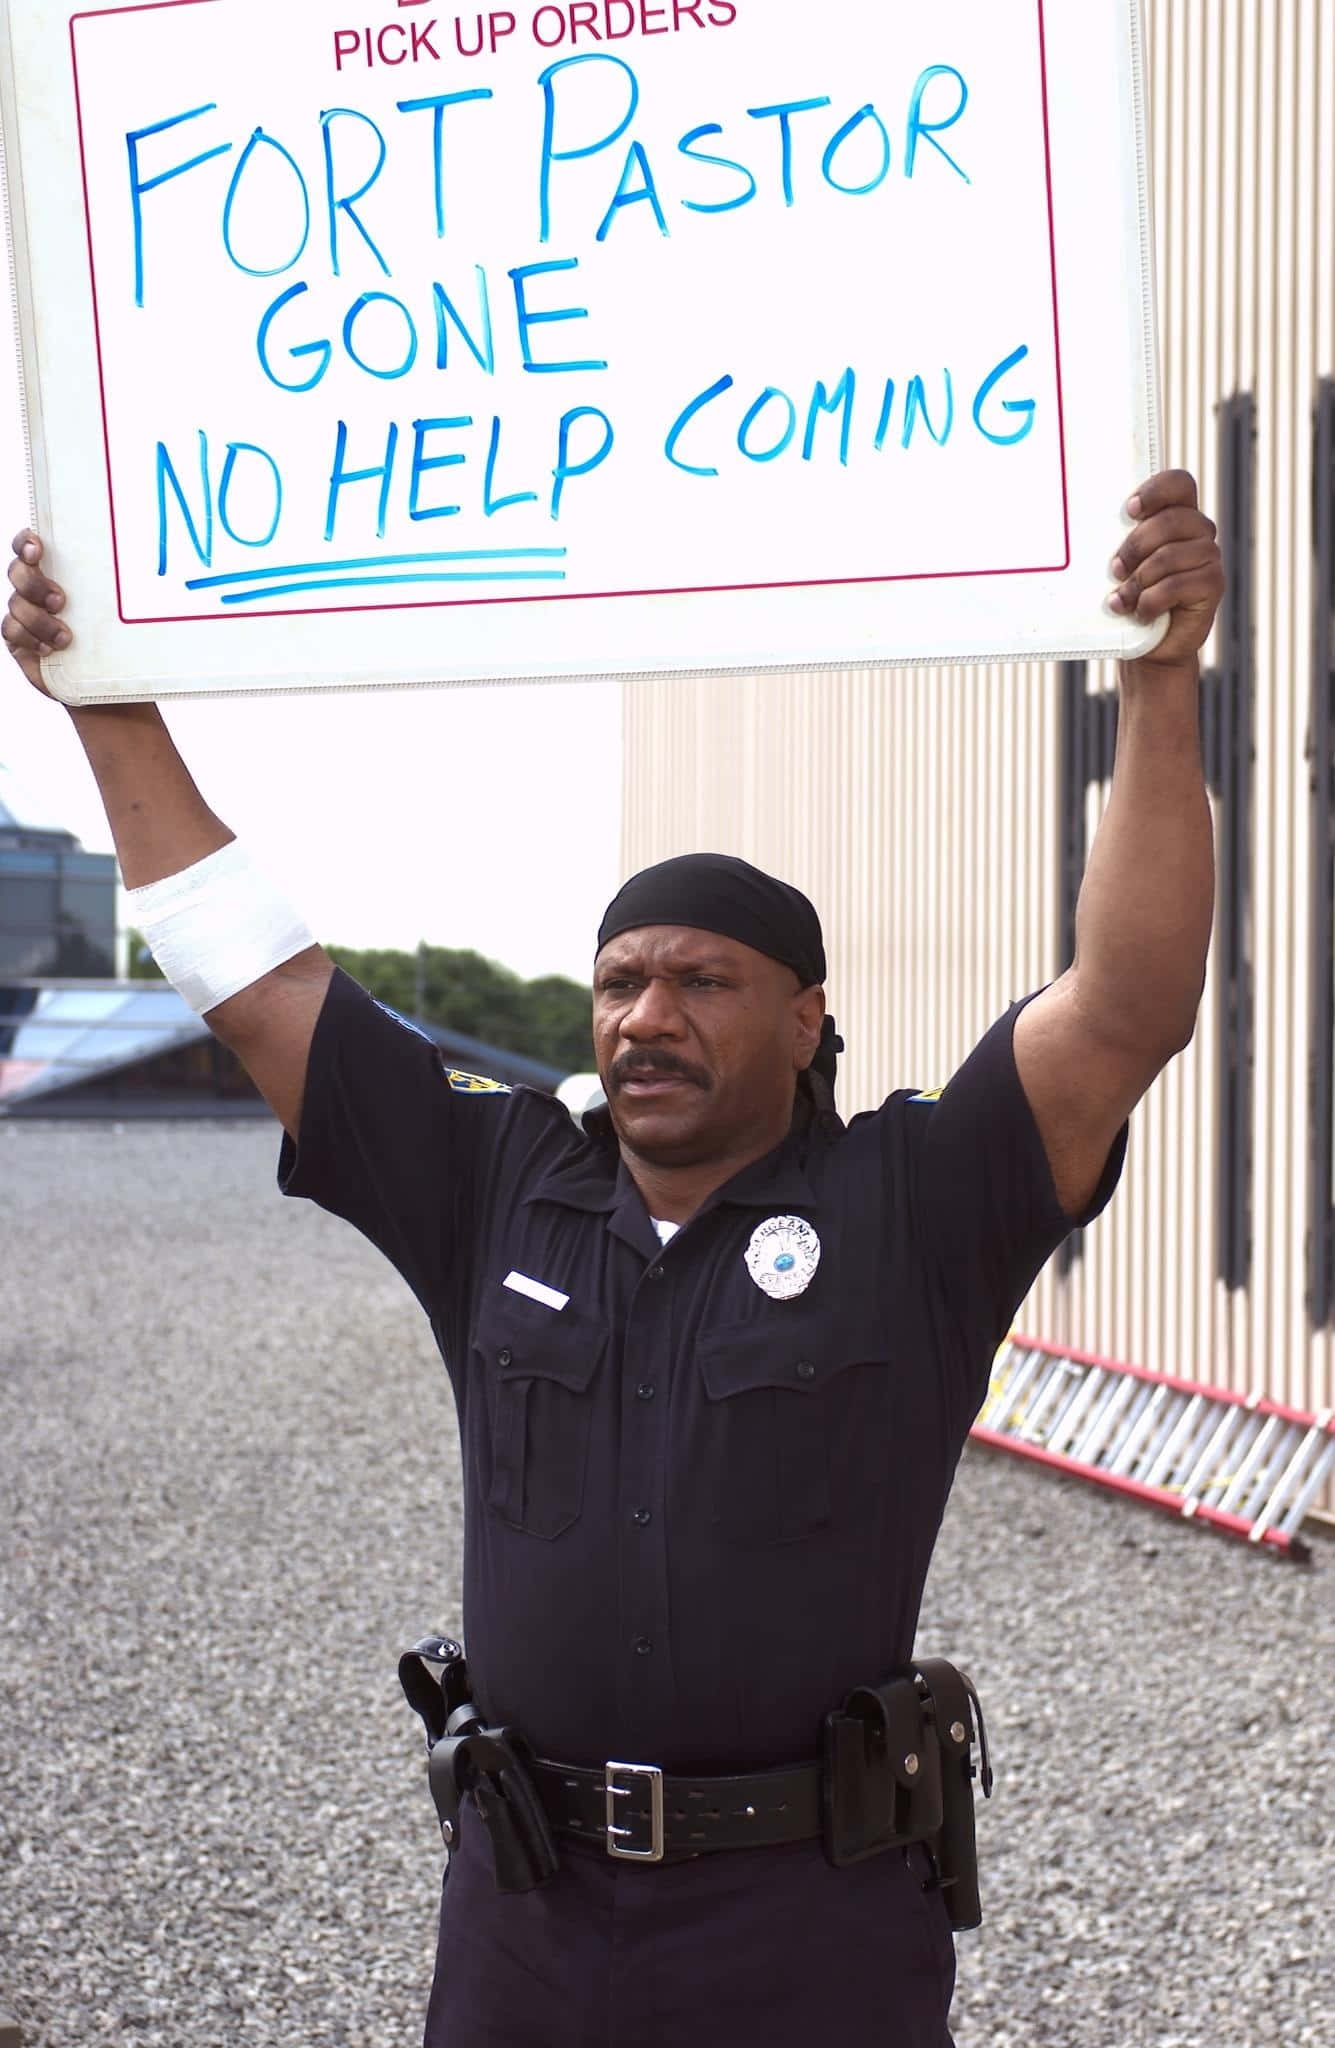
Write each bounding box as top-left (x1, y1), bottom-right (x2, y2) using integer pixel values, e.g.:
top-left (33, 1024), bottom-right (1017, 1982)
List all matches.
top-left (1013, 471), bottom-right (1225, 1215)
top-left (3, 531), bottom-right (333, 1135)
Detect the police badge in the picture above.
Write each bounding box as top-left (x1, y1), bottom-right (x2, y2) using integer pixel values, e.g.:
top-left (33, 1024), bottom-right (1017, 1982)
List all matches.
top-left (744, 1215), bottom-right (822, 1301)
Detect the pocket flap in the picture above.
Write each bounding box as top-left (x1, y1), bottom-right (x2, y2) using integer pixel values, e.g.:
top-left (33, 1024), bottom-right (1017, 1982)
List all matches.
top-left (698, 1312), bottom-right (888, 1400)
top-left (473, 1281), bottom-right (606, 1395)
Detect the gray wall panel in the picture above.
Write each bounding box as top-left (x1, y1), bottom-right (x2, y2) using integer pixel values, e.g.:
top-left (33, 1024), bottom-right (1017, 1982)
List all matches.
top-left (622, 2), bottom-right (1335, 1517)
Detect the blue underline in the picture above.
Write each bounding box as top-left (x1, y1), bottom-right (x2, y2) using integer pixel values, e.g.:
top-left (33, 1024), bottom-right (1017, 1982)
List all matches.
top-left (220, 571), bottom-right (568, 605)
top-left (187, 548), bottom-right (568, 592)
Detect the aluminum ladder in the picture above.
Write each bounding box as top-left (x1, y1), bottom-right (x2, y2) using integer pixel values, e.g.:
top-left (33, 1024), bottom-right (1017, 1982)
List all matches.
top-left (973, 1335), bottom-right (1335, 1561)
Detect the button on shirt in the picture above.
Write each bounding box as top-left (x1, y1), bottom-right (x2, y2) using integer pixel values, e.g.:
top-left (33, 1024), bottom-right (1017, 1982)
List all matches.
top-left (280, 971), bottom-right (1124, 1775)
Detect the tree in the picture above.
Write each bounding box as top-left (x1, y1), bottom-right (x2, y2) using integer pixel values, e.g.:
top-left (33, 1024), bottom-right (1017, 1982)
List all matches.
top-left (326, 943), bottom-right (593, 1073)
top-left (125, 934), bottom-right (593, 1073)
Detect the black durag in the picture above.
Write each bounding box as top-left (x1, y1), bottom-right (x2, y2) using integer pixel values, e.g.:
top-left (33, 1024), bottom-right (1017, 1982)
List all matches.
top-left (596, 853), bottom-right (844, 1124)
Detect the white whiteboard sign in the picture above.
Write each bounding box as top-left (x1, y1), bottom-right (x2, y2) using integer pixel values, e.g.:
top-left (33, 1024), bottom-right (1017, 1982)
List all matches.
top-left (0, 0), bottom-right (1162, 702)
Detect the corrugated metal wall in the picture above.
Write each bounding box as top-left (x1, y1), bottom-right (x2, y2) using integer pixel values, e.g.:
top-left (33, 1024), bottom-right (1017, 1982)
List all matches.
top-left (620, 0), bottom-right (1335, 1509)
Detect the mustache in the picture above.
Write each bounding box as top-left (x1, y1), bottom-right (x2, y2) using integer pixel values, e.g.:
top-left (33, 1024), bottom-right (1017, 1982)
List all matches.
top-left (610, 1048), bottom-right (712, 1093)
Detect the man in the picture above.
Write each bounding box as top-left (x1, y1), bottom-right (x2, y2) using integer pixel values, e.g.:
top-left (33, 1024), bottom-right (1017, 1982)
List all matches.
top-left (4, 472), bottom-right (1223, 2046)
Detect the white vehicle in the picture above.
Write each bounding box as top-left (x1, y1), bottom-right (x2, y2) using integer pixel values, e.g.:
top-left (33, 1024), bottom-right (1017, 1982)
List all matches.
top-left (555, 1072), bottom-right (606, 1123)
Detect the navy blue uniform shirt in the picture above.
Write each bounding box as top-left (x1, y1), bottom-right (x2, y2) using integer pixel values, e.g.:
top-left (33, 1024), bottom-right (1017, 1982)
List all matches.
top-left (280, 969), bottom-right (1124, 1776)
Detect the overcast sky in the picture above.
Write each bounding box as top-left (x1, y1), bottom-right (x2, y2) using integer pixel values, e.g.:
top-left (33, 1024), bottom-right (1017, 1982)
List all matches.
top-left (0, 288), bottom-right (623, 985)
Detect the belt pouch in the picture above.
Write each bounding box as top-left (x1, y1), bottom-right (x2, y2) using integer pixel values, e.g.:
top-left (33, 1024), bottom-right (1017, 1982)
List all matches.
top-left (915, 1660), bottom-right (985, 1930)
top-left (822, 1676), bottom-right (944, 1867)
top-left (398, 1637), bottom-right (558, 1892)
top-left (465, 1731), bottom-right (561, 1893)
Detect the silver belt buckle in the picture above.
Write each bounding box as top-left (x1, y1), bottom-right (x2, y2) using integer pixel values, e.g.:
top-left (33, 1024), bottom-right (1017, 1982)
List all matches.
top-left (605, 1760), bottom-right (665, 1862)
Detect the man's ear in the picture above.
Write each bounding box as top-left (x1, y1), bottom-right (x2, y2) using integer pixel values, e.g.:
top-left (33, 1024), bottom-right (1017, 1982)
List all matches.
top-left (791, 983), bottom-right (827, 1071)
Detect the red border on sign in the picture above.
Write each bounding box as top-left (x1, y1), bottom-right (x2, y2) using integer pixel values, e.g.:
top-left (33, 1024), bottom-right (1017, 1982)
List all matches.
top-left (71, 0), bottom-right (1072, 627)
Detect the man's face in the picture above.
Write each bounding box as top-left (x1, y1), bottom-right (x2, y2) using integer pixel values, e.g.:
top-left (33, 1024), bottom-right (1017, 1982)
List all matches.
top-left (592, 925), bottom-right (825, 1168)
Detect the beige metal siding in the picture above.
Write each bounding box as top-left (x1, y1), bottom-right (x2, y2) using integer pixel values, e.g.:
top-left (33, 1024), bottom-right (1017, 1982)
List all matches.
top-left (621, 1), bottom-right (1335, 1511)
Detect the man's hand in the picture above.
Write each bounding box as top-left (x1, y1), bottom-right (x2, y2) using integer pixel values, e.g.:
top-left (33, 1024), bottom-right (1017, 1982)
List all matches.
top-left (1109, 471), bottom-right (1225, 674)
top-left (3, 531), bottom-right (71, 697)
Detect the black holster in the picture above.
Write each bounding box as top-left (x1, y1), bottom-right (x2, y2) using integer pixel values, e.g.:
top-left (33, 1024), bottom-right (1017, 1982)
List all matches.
top-left (822, 1659), bottom-right (993, 1929)
top-left (398, 1635), bottom-right (560, 1895)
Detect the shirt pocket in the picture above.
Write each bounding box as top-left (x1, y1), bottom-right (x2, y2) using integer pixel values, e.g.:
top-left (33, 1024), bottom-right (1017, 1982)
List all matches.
top-left (476, 1284), bottom-right (607, 1542)
top-left (697, 1312), bottom-right (890, 1545)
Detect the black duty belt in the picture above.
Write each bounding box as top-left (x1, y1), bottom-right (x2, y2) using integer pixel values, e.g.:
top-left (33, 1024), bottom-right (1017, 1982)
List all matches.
top-left (530, 1756), bottom-right (822, 1863)
top-left (398, 1637), bottom-right (993, 1928)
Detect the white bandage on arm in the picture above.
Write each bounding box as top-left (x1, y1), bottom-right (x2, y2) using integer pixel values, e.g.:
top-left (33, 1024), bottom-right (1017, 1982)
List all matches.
top-left (126, 839), bottom-right (318, 1015)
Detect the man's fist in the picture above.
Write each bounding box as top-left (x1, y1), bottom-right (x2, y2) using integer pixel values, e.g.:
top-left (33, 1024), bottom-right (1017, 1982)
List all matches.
top-left (1110, 471), bottom-right (1226, 673)
top-left (4, 532), bottom-right (70, 698)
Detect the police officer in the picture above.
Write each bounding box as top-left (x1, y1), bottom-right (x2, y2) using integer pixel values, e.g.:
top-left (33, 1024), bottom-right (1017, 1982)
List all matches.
top-left (3, 471), bottom-right (1224, 2045)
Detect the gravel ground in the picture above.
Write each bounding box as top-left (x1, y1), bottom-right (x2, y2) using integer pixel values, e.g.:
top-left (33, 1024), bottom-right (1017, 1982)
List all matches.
top-left (1, 1121), bottom-right (1331, 2048)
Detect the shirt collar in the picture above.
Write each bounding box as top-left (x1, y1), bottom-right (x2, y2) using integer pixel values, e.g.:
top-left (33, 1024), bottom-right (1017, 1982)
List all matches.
top-left (522, 1128), bottom-right (620, 1214)
top-left (523, 1113), bottom-right (818, 1220)
top-left (710, 1136), bottom-right (817, 1211)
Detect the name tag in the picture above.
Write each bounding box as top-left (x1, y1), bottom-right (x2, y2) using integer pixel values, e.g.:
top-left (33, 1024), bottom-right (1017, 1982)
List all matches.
top-left (503, 1271), bottom-right (569, 1313)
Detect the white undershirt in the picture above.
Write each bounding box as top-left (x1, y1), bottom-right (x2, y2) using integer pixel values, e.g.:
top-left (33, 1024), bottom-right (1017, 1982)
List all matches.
top-left (651, 1219), bottom-right (680, 1245)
